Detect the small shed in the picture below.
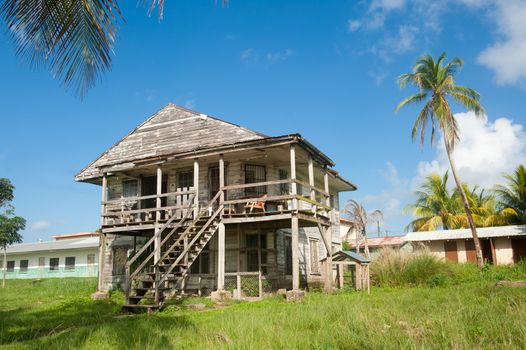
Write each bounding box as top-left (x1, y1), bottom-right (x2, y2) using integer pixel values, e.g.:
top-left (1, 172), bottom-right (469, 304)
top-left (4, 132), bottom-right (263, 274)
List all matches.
top-left (322, 250), bottom-right (371, 293)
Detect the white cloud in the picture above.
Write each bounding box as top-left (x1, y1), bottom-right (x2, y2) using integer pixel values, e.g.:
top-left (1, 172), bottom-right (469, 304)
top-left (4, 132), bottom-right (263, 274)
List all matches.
top-left (266, 49), bottom-right (294, 63)
top-left (30, 220), bottom-right (50, 232)
top-left (241, 48), bottom-right (293, 64)
top-left (416, 111), bottom-right (526, 188)
top-left (477, 0), bottom-right (526, 86)
top-left (347, 19), bottom-right (362, 32)
top-left (241, 48), bottom-right (257, 62)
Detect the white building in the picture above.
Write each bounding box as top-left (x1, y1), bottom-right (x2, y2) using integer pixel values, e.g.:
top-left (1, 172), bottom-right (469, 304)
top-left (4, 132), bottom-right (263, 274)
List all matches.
top-left (405, 225), bottom-right (526, 265)
top-left (1, 232), bottom-right (100, 279)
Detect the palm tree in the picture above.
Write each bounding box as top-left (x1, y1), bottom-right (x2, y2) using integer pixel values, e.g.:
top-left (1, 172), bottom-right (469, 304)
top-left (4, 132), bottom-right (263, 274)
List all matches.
top-left (395, 52), bottom-right (485, 267)
top-left (493, 165), bottom-right (526, 224)
top-left (0, 1), bottom-right (226, 97)
top-left (406, 172), bottom-right (463, 231)
top-left (342, 200), bottom-right (383, 258)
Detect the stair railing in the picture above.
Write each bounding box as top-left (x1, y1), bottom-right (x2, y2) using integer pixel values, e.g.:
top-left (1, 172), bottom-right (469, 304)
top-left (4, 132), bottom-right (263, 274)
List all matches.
top-left (154, 191), bottom-right (224, 303)
top-left (125, 193), bottom-right (195, 301)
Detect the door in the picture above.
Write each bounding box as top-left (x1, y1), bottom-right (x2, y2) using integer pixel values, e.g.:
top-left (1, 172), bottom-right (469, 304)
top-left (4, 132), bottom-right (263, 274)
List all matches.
top-left (511, 237), bottom-right (526, 263)
top-left (141, 176), bottom-right (168, 208)
top-left (465, 240), bottom-right (477, 263)
top-left (209, 166), bottom-right (220, 200)
top-left (444, 241), bottom-right (458, 262)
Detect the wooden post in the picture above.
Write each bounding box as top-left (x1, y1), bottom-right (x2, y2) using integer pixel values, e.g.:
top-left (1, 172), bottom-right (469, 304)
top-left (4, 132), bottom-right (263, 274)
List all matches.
top-left (236, 274), bottom-right (241, 299)
top-left (154, 165), bottom-right (162, 264)
top-left (100, 174), bottom-right (107, 226)
top-left (97, 232), bottom-right (106, 291)
top-left (98, 174), bottom-right (107, 291)
top-left (258, 270), bottom-right (263, 298)
top-left (291, 216), bottom-right (300, 290)
top-left (308, 156), bottom-right (316, 213)
top-left (194, 159), bottom-right (199, 217)
top-left (217, 223), bottom-right (225, 290)
top-left (290, 144), bottom-right (298, 211)
top-left (338, 263), bottom-right (344, 289)
top-left (355, 263), bottom-right (362, 290)
top-left (323, 170), bottom-right (332, 293)
top-left (219, 154), bottom-right (225, 206)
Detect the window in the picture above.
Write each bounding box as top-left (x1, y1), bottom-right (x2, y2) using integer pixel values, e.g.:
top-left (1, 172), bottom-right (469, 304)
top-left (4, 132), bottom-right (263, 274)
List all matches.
top-left (19, 260), bottom-right (29, 273)
top-left (65, 257), bottom-right (76, 270)
top-left (49, 258), bottom-right (59, 271)
top-left (87, 254), bottom-right (95, 266)
top-left (244, 164), bottom-right (266, 197)
top-left (38, 257), bottom-right (45, 268)
top-left (7, 261), bottom-right (15, 273)
top-left (309, 240), bottom-right (320, 274)
top-left (208, 167), bottom-right (220, 199)
top-left (279, 169), bottom-right (289, 195)
top-left (123, 179), bottom-right (138, 198)
top-left (177, 169), bottom-right (194, 189)
top-left (246, 233), bottom-right (270, 273)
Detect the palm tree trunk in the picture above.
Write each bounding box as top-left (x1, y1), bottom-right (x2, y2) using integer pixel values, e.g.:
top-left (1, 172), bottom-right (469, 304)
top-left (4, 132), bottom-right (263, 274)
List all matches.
top-left (362, 229), bottom-right (370, 258)
top-left (444, 138), bottom-right (484, 267)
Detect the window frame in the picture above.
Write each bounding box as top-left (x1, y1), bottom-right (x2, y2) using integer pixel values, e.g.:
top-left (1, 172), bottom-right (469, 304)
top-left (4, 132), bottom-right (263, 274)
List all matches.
top-left (49, 257), bottom-right (59, 271)
top-left (244, 164), bottom-right (267, 197)
top-left (19, 259), bottom-right (29, 273)
top-left (65, 256), bottom-right (76, 271)
top-left (176, 168), bottom-right (194, 190)
top-left (6, 260), bottom-right (15, 273)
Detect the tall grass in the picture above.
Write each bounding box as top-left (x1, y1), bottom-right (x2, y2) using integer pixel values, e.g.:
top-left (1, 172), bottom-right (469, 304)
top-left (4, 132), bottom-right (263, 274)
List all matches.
top-left (371, 247), bottom-right (526, 288)
top-left (371, 247), bottom-right (450, 287)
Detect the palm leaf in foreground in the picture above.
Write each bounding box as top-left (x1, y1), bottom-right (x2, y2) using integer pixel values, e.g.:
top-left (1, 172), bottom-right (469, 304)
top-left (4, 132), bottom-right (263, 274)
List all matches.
top-left (0, 0), bottom-right (122, 97)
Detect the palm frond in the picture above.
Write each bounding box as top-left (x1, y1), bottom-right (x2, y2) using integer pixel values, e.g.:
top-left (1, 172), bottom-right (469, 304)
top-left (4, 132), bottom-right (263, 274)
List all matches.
top-left (1, 0), bottom-right (123, 97)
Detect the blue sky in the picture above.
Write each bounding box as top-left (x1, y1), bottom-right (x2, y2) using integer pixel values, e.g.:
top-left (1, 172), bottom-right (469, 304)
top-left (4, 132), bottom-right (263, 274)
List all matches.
top-left (1, 0), bottom-right (526, 242)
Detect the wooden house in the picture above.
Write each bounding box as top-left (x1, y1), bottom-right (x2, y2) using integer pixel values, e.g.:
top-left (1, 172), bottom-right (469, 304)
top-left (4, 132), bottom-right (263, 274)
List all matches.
top-left (76, 103), bottom-right (357, 310)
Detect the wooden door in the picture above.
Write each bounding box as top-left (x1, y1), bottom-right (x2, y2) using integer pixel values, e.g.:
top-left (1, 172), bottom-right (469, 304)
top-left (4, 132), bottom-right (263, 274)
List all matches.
top-left (444, 241), bottom-right (458, 262)
top-left (465, 240), bottom-right (477, 263)
top-left (511, 237), bottom-right (526, 263)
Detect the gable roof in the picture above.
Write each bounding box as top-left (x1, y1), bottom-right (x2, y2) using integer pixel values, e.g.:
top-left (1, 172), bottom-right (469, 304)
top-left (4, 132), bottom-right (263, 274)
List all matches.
top-left (75, 104), bottom-right (267, 181)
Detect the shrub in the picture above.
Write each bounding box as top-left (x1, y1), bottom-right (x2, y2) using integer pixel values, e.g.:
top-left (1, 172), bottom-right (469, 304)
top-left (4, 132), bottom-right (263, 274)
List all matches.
top-left (371, 247), bottom-right (450, 287)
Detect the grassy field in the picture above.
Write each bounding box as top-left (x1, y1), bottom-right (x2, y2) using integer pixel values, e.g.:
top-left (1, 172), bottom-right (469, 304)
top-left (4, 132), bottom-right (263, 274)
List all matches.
top-left (1, 267), bottom-right (526, 350)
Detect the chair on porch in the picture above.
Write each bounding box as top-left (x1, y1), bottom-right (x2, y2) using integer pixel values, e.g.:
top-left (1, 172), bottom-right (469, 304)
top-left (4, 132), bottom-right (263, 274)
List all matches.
top-left (244, 194), bottom-right (268, 214)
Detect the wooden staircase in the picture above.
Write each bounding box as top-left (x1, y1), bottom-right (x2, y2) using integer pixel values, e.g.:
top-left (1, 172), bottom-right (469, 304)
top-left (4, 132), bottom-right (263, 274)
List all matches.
top-left (123, 192), bottom-right (223, 312)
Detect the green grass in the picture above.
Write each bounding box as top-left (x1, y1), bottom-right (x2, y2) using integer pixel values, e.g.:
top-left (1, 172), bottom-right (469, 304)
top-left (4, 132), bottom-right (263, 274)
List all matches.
top-left (1, 270), bottom-right (526, 349)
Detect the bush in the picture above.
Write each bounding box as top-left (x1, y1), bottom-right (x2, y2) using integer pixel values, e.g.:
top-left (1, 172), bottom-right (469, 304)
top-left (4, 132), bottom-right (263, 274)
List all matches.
top-left (371, 247), bottom-right (450, 287)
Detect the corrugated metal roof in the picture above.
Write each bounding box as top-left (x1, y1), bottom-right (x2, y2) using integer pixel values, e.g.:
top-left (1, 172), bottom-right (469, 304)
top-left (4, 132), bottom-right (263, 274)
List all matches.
top-left (405, 225), bottom-right (526, 242)
top-left (4, 237), bottom-right (99, 255)
top-left (348, 236), bottom-right (406, 248)
top-left (321, 250), bottom-right (371, 264)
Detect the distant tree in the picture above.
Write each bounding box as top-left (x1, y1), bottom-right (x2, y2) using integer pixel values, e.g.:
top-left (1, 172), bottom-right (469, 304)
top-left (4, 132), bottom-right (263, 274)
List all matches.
top-left (493, 165), bottom-right (526, 224)
top-left (395, 52), bottom-right (485, 267)
top-left (0, 178), bottom-right (25, 288)
top-left (406, 172), bottom-right (462, 231)
top-left (342, 200), bottom-right (383, 258)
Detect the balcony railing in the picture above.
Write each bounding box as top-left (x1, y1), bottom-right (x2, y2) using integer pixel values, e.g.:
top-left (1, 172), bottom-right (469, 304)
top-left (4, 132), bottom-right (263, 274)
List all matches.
top-left (220, 179), bottom-right (332, 218)
top-left (102, 188), bottom-right (196, 226)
